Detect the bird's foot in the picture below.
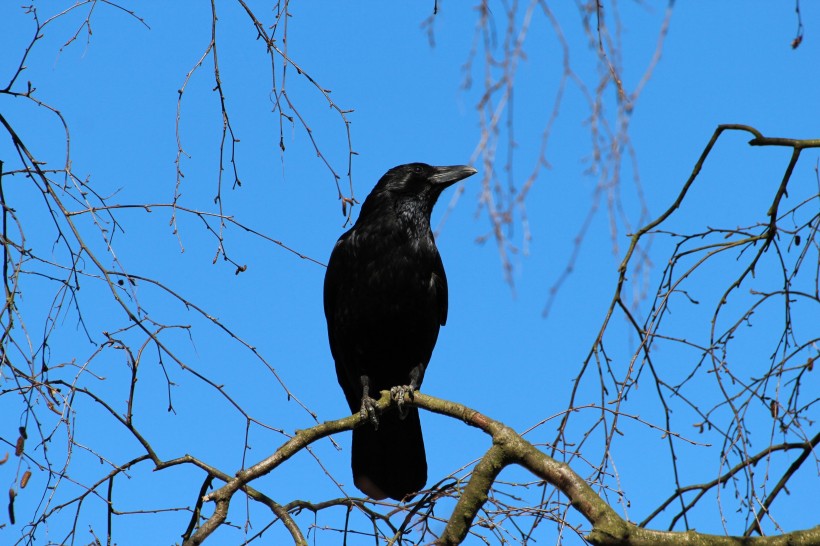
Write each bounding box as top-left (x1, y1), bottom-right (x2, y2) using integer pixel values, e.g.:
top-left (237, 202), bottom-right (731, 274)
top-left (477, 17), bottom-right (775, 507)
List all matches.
top-left (390, 384), bottom-right (415, 420)
top-left (360, 395), bottom-right (380, 429)
top-left (359, 375), bottom-right (380, 429)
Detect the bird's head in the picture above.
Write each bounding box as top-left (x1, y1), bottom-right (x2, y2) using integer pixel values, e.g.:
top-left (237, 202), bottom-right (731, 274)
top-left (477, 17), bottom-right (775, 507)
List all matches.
top-left (360, 163), bottom-right (478, 221)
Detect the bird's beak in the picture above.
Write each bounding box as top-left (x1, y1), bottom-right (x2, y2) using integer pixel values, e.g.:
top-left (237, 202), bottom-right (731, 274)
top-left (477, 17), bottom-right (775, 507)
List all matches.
top-left (429, 165), bottom-right (478, 187)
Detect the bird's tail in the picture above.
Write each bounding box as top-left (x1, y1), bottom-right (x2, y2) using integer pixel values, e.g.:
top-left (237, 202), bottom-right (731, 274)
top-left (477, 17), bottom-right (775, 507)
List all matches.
top-left (351, 408), bottom-right (427, 501)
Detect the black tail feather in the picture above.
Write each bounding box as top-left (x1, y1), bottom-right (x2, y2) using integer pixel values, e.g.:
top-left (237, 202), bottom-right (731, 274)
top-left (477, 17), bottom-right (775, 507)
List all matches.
top-left (351, 408), bottom-right (427, 501)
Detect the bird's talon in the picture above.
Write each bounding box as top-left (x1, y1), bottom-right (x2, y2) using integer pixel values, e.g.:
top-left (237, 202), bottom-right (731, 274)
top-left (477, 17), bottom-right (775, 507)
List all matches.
top-left (360, 396), bottom-right (379, 429)
top-left (391, 385), bottom-right (415, 420)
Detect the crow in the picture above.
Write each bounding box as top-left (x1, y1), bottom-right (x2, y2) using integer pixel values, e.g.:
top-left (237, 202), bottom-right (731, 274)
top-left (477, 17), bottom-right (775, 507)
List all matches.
top-left (323, 162), bottom-right (477, 501)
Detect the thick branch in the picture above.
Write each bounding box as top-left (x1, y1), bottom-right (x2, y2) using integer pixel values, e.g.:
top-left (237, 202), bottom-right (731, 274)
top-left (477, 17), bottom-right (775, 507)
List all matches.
top-left (184, 392), bottom-right (393, 545)
top-left (587, 525), bottom-right (820, 546)
top-left (182, 389), bottom-right (818, 545)
top-left (409, 394), bottom-right (819, 546)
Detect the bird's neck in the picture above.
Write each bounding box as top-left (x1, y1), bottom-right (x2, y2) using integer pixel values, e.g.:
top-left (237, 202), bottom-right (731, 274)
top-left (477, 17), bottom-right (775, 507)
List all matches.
top-left (357, 193), bottom-right (435, 240)
top-left (393, 199), bottom-right (434, 237)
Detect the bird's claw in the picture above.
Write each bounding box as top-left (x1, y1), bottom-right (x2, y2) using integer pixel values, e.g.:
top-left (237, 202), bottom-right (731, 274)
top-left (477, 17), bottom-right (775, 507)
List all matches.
top-left (391, 385), bottom-right (415, 420)
top-left (360, 396), bottom-right (380, 429)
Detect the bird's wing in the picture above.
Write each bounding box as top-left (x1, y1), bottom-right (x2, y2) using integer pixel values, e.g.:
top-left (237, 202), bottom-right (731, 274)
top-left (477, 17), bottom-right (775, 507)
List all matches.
top-left (324, 230), bottom-right (367, 413)
top-left (323, 233), bottom-right (350, 363)
top-left (433, 250), bottom-right (448, 326)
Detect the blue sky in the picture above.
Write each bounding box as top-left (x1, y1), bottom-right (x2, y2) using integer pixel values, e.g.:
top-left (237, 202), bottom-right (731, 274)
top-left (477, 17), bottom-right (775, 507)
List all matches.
top-left (1, 1), bottom-right (819, 544)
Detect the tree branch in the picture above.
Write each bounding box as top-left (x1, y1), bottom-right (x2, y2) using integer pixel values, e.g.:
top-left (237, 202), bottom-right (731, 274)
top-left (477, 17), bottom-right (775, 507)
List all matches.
top-left (184, 391), bottom-right (820, 546)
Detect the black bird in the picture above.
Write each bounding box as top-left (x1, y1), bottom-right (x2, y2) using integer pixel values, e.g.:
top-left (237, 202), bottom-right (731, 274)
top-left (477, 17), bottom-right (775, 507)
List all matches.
top-left (323, 162), bottom-right (477, 501)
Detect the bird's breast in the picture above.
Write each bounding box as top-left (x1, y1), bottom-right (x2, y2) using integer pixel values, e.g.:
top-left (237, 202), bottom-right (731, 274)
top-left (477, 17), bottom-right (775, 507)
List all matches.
top-left (337, 230), bottom-right (440, 324)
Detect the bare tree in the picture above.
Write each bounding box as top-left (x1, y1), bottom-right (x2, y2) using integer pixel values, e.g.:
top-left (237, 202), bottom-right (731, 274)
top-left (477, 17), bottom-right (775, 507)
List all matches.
top-left (1, 2), bottom-right (817, 545)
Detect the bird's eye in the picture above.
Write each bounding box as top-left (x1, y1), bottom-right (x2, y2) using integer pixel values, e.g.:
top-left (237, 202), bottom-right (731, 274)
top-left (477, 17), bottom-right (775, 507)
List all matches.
top-left (412, 165), bottom-right (423, 174)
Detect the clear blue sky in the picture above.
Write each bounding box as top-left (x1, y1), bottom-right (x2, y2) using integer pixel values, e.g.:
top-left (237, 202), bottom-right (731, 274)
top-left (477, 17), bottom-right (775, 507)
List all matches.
top-left (1, 2), bottom-right (818, 544)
